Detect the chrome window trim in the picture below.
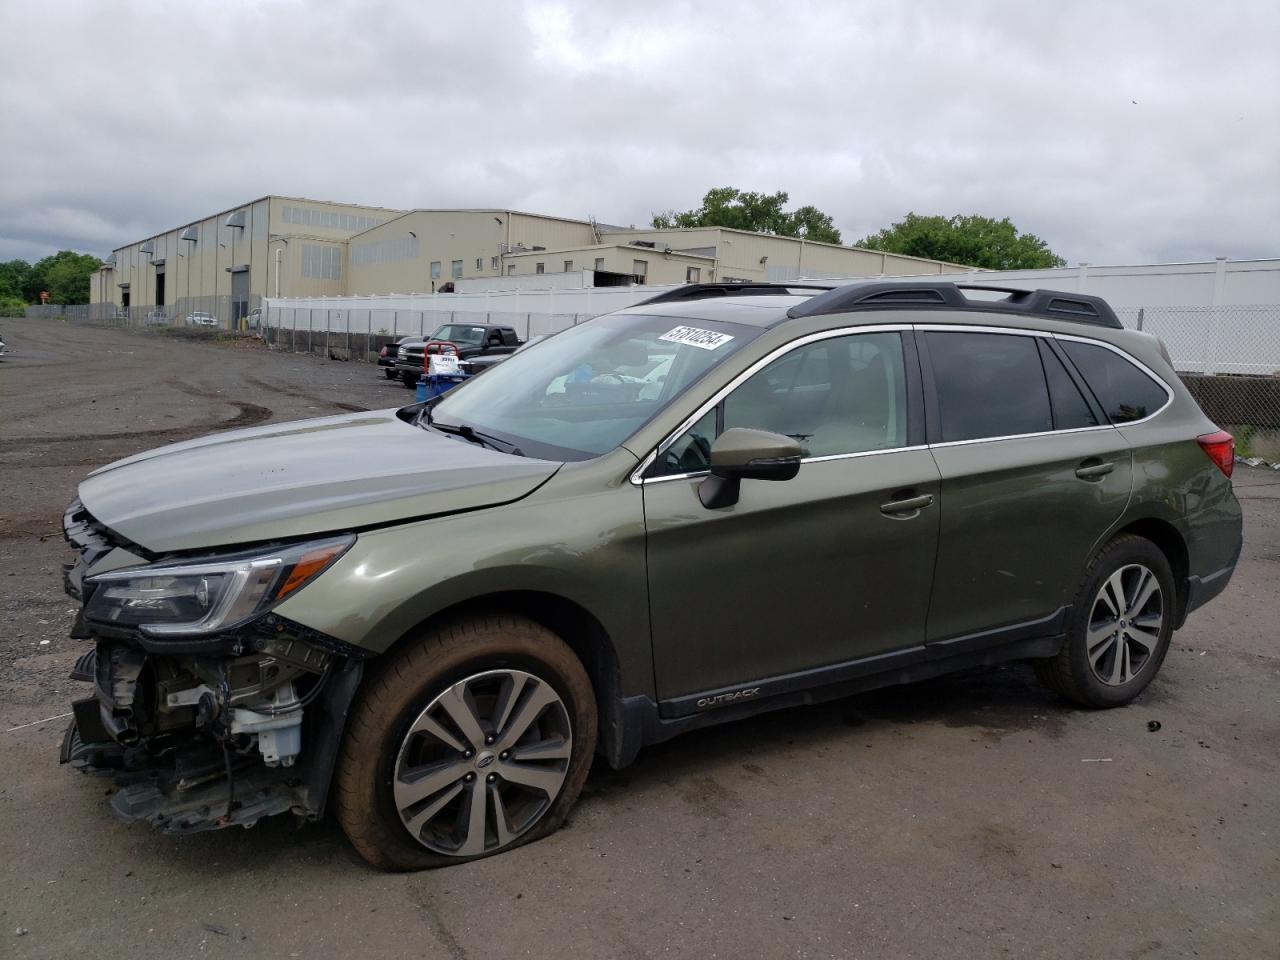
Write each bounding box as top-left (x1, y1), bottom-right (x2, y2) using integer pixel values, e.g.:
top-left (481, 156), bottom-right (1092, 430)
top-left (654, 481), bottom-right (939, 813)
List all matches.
top-left (928, 423), bottom-right (1116, 450)
top-left (917, 323), bottom-right (1045, 338)
top-left (639, 442), bottom-right (929, 486)
top-left (628, 322), bottom-right (1175, 487)
top-left (628, 323), bottom-right (912, 486)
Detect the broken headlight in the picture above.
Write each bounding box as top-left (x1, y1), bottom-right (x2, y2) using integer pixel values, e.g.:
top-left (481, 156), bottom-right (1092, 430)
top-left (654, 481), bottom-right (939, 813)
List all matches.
top-left (84, 535), bottom-right (354, 637)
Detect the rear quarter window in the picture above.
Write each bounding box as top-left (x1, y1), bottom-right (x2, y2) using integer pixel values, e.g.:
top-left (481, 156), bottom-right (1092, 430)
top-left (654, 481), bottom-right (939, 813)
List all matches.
top-left (1059, 341), bottom-right (1169, 424)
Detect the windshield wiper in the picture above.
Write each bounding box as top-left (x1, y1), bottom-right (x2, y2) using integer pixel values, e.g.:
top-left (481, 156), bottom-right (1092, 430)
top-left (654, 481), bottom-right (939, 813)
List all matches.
top-left (429, 419), bottom-right (523, 457)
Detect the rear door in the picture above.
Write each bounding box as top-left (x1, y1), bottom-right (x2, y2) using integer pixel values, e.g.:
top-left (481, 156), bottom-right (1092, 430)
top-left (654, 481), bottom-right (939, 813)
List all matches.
top-left (919, 327), bottom-right (1133, 650)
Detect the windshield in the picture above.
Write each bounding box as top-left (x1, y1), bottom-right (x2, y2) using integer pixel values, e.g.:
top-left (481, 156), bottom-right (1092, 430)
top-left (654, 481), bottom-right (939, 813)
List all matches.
top-left (430, 313), bottom-right (760, 460)
top-left (431, 324), bottom-right (490, 345)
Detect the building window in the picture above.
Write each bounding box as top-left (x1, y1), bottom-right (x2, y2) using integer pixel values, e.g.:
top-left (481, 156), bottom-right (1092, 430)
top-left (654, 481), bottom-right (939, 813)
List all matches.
top-left (564, 260), bottom-right (573, 272)
top-left (535, 263), bottom-right (545, 274)
top-left (491, 256), bottom-right (499, 270)
top-left (451, 260), bottom-right (463, 279)
top-left (594, 257), bottom-right (605, 270)
top-left (476, 257), bottom-right (484, 270)
top-left (507, 264), bottom-right (516, 275)
top-left (633, 259), bottom-right (648, 280)
top-left (430, 261), bottom-right (441, 280)
top-left (351, 236), bottom-right (419, 267)
top-left (686, 266), bottom-right (701, 283)
top-left (301, 245), bottom-right (341, 281)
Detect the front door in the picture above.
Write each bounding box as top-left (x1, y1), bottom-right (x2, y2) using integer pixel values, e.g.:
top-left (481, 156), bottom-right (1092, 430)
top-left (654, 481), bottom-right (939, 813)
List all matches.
top-left (642, 329), bottom-right (941, 709)
top-left (919, 329), bottom-right (1134, 647)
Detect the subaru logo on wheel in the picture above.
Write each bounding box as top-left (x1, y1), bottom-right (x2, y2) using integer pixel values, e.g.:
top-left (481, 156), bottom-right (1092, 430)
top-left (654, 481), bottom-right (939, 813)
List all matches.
top-left (475, 752), bottom-right (496, 769)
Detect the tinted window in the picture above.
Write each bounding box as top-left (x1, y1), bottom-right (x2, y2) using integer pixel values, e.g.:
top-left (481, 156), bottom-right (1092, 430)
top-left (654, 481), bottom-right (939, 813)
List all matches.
top-left (1060, 341), bottom-right (1169, 424)
top-left (1038, 340), bottom-right (1099, 429)
top-left (926, 332), bottom-right (1052, 442)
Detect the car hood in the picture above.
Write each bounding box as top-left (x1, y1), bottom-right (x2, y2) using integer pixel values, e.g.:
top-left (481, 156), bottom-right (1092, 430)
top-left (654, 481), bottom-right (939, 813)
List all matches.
top-left (78, 409), bottom-right (560, 553)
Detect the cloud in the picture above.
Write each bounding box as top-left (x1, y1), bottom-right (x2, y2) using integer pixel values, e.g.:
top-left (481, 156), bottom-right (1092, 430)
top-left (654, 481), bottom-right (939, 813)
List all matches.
top-left (0, 0), bottom-right (1276, 267)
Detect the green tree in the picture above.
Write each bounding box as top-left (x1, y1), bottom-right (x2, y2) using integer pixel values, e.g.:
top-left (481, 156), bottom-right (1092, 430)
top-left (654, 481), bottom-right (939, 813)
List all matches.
top-left (856, 213), bottom-right (1065, 270)
top-left (652, 187), bottom-right (843, 244)
top-left (0, 259), bottom-right (32, 302)
top-left (25, 250), bottom-right (103, 304)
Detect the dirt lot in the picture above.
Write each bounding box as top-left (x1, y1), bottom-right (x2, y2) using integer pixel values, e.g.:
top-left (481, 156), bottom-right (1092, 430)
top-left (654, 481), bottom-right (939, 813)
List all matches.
top-left (1, 317), bottom-right (1277, 960)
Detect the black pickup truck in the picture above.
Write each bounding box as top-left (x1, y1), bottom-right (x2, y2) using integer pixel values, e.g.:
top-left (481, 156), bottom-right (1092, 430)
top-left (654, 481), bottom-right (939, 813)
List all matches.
top-left (392, 323), bottom-right (523, 387)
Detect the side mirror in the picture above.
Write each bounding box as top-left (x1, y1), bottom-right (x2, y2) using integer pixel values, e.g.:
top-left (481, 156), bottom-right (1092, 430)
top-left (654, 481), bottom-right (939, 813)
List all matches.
top-left (698, 428), bottom-right (802, 509)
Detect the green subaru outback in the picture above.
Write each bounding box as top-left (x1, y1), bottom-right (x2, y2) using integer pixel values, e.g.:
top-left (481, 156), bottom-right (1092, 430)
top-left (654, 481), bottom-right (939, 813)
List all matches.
top-left (60, 281), bottom-right (1242, 869)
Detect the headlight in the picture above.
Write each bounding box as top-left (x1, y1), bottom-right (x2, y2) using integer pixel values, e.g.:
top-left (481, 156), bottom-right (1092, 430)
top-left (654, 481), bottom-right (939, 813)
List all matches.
top-left (85, 535), bottom-right (354, 637)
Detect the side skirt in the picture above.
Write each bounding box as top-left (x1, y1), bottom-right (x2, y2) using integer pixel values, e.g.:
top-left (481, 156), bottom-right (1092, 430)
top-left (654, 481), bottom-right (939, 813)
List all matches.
top-left (609, 611), bottom-right (1067, 768)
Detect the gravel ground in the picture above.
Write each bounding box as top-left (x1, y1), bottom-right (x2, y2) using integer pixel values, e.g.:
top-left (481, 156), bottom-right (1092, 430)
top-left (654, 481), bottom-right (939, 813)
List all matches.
top-left (1, 317), bottom-right (1277, 960)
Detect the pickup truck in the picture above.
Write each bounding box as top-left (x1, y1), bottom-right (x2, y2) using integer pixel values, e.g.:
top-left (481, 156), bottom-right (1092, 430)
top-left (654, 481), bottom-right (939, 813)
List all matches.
top-left (393, 322), bottom-right (523, 387)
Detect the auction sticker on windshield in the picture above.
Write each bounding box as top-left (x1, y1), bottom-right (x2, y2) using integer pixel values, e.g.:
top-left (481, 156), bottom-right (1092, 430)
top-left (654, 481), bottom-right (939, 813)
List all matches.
top-left (658, 326), bottom-right (735, 350)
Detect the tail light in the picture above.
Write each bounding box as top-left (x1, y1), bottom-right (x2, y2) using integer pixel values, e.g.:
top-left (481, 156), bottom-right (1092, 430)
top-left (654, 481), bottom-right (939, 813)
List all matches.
top-left (378, 345), bottom-right (388, 357)
top-left (1197, 430), bottom-right (1235, 478)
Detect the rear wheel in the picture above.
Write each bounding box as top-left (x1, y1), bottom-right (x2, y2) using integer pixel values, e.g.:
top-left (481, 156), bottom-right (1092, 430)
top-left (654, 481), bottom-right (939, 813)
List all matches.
top-left (334, 615), bottom-right (596, 870)
top-left (383, 367), bottom-right (398, 380)
top-left (1037, 534), bottom-right (1175, 707)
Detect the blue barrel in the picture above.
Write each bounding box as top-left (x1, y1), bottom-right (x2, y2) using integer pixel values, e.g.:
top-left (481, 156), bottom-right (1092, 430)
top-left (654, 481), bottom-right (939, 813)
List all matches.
top-left (415, 377), bottom-right (429, 403)
top-left (424, 374), bottom-right (469, 399)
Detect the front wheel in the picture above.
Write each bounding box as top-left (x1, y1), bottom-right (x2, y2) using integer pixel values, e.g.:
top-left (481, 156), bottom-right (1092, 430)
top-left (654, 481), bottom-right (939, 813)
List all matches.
top-left (1037, 534), bottom-right (1175, 707)
top-left (384, 367), bottom-right (398, 380)
top-left (334, 615), bottom-right (597, 870)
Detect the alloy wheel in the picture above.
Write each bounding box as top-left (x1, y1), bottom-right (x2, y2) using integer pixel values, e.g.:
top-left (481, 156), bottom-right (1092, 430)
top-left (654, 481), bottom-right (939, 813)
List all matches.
top-left (1086, 563), bottom-right (1164, 686)
top-left (392, 669), bottom-right (572, 857)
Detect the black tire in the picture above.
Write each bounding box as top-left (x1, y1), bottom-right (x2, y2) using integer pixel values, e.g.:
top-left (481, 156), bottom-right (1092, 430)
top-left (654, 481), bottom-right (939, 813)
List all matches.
top-left (383, 368), bottom-right (398, 380)
top-left (1036, 534), bottom-right (1176, 707)
top-left (401, 373), bottom-right (417, 388)
top-left (334, 615), bottom-right (597, 871)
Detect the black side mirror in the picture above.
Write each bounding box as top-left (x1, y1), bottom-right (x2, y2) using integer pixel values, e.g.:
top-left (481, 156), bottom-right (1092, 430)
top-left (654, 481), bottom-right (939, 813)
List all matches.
top-left (698, 428), bottom-right (802, 509)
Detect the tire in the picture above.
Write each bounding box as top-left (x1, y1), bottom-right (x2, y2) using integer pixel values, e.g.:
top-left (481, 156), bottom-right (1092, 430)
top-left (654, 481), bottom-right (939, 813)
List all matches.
top-left (334, 615), bottom-right (597, 871)
top-left (383, 368), bottom-right (398, 380)
top-left (401, 372), bottom-right (417, 389)
top-left (1036, 534), bottom-right (1176, 708)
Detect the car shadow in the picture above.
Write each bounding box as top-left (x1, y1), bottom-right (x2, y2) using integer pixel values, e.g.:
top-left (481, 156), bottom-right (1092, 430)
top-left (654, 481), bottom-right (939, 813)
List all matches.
top-left (580, 661), bottom-right (1071, 803)
top-left (116, 662), bottom-right (1070, 870)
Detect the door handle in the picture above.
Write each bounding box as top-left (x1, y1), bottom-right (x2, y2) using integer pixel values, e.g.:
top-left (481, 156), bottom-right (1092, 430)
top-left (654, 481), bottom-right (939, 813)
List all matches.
top-left (1075, 460), bottom-right (1115, 480)
top-left (880, 493), bottom-right (934, 516)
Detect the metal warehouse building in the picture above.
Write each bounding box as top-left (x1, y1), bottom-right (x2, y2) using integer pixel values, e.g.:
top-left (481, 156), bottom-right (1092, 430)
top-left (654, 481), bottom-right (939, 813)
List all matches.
top-left (89, 197), bottom-right (962, 324)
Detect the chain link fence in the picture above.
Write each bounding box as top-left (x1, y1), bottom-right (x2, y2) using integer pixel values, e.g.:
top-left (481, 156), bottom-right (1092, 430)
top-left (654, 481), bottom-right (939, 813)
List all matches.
top-left (66, 294), bottom-right (266, 332)
top-left (1113, 304), bottom-right (1280, 464)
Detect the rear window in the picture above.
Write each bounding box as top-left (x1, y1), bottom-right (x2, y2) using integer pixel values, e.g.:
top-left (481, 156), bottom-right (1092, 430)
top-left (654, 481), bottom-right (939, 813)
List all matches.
top-left (1059, 341), bottom-right (1169, 424)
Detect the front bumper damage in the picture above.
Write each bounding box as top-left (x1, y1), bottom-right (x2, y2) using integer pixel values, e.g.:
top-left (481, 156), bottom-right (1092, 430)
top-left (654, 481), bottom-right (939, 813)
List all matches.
top-left (59, 501), bottom-right (367, 834)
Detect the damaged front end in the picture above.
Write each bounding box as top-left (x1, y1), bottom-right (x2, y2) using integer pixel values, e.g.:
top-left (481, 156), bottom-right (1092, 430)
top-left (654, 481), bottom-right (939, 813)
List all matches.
top-left (59, 500), bottom-right (367, 834)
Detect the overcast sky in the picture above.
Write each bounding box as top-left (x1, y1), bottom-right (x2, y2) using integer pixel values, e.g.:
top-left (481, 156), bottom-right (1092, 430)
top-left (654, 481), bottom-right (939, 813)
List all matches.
top-left (1, 1), bottom-right (1277, 267)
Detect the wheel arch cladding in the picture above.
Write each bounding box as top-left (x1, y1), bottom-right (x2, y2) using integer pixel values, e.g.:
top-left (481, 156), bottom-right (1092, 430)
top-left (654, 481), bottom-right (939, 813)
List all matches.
top-left (380, 590), bottom-right (626, 764)
top-left (1114, 517), bottom-right (1189, 626)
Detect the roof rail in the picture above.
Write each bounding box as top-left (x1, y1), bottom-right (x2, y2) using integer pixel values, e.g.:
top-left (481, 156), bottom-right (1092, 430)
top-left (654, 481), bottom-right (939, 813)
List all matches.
top-left (638, 282), bottom-right (837, 305)
top-left (786, 281), bottom-right (1123, 329)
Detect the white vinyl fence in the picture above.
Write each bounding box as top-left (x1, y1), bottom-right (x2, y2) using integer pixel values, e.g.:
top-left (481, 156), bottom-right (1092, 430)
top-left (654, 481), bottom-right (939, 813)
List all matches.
top-left (263, 284), bottom-right (685, 343)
